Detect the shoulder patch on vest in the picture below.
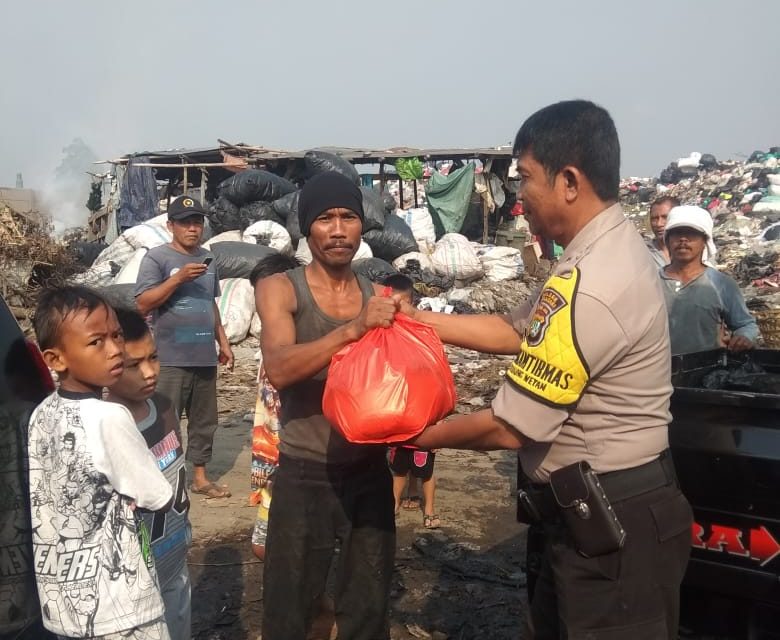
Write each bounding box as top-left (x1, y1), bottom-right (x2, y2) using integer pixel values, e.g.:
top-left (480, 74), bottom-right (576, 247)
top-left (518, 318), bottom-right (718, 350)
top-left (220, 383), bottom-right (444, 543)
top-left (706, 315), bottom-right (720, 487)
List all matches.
top-left (506, 268), bottom-right (589, 408)
top-left (527, 288), bottom-right (567, 347)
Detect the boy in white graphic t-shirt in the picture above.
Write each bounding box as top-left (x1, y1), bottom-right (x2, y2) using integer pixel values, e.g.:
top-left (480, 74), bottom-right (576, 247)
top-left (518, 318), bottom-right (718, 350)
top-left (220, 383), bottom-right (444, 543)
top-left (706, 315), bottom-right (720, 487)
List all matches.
top-left (107, 309), bottom-right (191, 640)
top-left (28, 286), bottom-right (173, 640)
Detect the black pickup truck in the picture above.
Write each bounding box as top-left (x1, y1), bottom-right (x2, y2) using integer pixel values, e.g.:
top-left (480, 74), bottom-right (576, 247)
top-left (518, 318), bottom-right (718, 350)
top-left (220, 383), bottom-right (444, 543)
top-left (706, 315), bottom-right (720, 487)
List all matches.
top-left (671, 349), bottom-right (780, 638)
top-left (0, 296), bottom-right (56, 640)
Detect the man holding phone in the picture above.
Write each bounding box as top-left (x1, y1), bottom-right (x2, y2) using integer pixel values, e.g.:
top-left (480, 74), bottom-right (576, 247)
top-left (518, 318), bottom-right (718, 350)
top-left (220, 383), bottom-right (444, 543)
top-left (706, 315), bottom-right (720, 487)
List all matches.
top-left (135, 195), bottom-right (234, 498)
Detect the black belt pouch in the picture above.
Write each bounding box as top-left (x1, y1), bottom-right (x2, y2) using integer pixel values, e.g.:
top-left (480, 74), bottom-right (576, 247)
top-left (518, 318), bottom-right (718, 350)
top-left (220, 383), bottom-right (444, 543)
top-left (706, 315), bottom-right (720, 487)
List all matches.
top-left (549, 461), bottom-right (626, 558)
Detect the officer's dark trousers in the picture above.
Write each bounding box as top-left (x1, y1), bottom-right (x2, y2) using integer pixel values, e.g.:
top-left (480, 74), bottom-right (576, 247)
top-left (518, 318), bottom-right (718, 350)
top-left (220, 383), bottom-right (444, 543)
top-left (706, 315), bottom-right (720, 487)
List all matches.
top-left (261, 453), bottom-right (395, 640)
top-left (530, 484), bottom-right (692, 639)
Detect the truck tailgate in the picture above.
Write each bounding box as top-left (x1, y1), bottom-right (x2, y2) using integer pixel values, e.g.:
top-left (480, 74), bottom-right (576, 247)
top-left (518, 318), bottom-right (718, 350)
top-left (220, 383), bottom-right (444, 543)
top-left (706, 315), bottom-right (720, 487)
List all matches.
top-left (670, 349), bottom-right (780, 605)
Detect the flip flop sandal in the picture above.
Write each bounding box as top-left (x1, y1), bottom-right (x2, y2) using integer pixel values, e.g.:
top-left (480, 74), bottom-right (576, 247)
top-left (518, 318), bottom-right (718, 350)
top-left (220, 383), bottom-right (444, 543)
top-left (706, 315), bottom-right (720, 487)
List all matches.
top-left (401, 496), bottom-right (422, 510)
top-left (423, 514), bottom-right (441, 529)
top-left (190, 482), bottom-right (231, 499)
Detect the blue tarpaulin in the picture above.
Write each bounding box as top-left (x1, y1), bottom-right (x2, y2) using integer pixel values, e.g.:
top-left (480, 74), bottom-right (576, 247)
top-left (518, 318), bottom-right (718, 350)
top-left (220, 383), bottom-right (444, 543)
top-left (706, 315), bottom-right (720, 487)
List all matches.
top-left (118, 156), bottom-right (159, 229)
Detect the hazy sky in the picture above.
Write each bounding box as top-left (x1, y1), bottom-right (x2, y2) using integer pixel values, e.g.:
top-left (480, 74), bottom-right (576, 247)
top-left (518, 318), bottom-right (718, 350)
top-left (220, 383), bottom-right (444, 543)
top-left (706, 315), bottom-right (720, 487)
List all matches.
top-left (3, 0), bottom-right (780, 190)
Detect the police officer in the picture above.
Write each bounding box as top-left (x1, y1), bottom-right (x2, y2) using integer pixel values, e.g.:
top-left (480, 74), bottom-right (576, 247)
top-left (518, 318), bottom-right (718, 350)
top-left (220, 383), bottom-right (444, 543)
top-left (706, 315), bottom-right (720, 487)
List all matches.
top-left (407, 100), bottom-right (693, 638)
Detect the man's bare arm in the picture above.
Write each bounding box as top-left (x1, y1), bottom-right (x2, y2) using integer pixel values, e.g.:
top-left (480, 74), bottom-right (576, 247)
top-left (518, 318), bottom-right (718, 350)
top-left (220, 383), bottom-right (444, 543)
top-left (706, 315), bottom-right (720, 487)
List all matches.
top-left (212, 302), bottom-right (234, 370)
top-left (136, 262), bottom-right (206, 315)
top-left (256, 274), bottom-right (396, 390)
top-left (137, 279), bottom-right (181, 315)
top-left (410, 409), bottom-right (525, 450)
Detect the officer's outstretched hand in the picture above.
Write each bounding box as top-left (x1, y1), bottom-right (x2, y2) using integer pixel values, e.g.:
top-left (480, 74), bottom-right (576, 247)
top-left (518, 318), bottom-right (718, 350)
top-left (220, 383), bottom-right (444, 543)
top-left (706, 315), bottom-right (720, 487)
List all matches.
top-left (352, 296), bottom-right (398, 339)
top-left (393, 295), bottom-right (418, 321)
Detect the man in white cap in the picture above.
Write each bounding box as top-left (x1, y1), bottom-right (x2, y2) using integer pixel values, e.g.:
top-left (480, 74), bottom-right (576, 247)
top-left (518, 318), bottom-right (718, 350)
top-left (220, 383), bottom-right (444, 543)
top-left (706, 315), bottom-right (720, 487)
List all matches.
top-left (660, 205), bottom-right (758, 354)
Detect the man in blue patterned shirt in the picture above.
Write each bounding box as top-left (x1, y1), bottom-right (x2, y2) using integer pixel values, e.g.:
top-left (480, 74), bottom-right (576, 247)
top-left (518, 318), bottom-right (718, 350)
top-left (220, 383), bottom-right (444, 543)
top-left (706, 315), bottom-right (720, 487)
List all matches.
top-left (660, 205), bottom-right (759, 354)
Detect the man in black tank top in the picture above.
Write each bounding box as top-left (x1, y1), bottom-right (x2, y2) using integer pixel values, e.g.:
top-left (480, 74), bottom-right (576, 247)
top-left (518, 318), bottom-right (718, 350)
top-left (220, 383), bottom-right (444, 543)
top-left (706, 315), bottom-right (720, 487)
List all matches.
top-left (256, 172), bottom-right (399, 640)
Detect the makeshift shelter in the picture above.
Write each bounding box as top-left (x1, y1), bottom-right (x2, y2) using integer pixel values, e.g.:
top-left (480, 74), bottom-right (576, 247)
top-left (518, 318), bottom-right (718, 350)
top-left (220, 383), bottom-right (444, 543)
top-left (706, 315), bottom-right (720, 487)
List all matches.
top-left (95, 142), bottom-right (516, 243)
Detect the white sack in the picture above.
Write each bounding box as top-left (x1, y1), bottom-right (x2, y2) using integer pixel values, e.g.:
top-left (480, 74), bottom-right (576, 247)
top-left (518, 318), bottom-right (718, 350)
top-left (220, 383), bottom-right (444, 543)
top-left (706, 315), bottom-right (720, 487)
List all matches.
top-left (395, 208), bottom-right (436, 253)
top-left (250, 312), bottom-right (262, 340)
top-left (114, 248), bottom-right (148, 285)
top-left (242, 220), bottom-right (293, 255)
top-left (431, 234), bottom-right (484, 282)
top-left (477, 245), bottom-right (524, 282)
top-left (217, 278), bottom-right (255, 344)
top-left (392, 252), bottom-right (435, 272)
top-left (203, 230), bottom-right (242, 249)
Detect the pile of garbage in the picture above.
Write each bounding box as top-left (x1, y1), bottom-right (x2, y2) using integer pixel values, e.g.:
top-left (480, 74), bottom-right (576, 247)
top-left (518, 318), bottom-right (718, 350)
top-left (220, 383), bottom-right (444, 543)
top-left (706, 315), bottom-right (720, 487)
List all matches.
top-left (69, 150), bottom-right (529, 345)
top-left (0, 205), bottom-right (79, 311)
top-left (619, 148), bottom-right (780, 345)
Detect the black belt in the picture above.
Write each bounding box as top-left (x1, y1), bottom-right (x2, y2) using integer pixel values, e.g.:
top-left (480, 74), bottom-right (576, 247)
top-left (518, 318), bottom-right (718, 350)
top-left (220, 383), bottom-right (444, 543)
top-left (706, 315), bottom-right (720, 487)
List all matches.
top-left (520, 450), bottom-right (678, 522)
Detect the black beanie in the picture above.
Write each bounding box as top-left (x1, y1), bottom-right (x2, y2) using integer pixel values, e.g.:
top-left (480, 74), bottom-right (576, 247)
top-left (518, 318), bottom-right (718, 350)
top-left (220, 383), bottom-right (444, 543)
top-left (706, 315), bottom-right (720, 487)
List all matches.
top-left (298, 171), bottom-right (364, 237)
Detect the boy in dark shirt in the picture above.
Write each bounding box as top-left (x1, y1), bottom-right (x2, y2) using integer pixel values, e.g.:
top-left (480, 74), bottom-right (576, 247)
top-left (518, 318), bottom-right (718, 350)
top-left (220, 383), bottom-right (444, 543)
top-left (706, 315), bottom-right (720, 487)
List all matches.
top-left (107, 309), bottom-right (191, 640)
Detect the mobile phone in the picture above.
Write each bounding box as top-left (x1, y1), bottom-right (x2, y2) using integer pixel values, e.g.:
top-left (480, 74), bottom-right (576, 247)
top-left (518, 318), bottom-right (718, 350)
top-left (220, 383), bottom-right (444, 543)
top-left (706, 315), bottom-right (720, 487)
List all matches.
top-left (202, 256), bottom-right (213, 267)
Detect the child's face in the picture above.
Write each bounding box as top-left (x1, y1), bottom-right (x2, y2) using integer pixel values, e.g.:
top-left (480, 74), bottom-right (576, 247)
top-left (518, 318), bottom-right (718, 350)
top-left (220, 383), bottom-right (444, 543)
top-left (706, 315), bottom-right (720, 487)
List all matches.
top-left (43, 304), bottom-right (125, 394)
top-left (109, 333), bottom-right (159, 404)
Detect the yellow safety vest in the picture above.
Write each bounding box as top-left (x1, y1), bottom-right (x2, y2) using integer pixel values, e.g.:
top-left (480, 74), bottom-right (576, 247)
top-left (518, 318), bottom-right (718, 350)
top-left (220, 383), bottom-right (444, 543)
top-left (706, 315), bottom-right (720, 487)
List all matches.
top-left (506, 268), bottom-right (590, 408)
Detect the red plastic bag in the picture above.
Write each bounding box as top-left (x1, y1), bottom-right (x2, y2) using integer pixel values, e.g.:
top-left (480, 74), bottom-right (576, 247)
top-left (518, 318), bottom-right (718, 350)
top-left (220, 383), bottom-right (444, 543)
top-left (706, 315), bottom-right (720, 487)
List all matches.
top-left (323, 313), bottom-right (456, 444)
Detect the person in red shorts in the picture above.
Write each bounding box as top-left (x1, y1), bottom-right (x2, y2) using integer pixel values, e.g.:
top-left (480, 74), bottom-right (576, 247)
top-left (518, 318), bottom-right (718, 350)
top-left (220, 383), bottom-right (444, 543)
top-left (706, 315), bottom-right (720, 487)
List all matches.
top-left (381, 274), bottom-right (440, 529)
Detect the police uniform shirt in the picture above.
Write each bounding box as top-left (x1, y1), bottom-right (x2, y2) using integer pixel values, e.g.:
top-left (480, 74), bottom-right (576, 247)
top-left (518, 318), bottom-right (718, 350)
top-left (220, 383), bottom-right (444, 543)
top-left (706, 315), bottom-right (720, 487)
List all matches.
top-left (492, 204), bottom-right (671, 482)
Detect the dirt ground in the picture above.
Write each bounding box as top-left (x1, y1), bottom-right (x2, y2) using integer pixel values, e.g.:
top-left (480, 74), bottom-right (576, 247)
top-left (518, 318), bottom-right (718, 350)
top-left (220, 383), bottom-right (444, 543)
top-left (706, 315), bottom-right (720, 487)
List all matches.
top-left (182, 341), bottom-right (532, 640)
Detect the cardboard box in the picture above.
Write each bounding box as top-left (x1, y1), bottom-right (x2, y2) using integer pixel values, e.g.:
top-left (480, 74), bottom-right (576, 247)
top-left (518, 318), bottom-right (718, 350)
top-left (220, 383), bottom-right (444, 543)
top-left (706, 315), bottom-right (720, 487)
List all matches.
top-left (521, 242), bottom-right (542, 275)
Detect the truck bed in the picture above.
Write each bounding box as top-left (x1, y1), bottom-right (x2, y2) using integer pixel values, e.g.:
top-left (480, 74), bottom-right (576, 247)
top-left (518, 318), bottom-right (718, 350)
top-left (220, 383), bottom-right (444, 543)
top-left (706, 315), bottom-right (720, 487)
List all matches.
top-left (670, 349), bottom-right (780, 607)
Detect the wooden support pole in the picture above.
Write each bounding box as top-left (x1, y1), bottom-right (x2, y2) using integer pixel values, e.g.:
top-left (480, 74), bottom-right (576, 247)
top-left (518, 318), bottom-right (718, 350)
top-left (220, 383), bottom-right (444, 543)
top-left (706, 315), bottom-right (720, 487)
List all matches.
top-left (482, 196), bottom-right (490, 244)
top-left (413, 179), bottom-right (419, 208)
top-left (182, 166), bottom-right (189, 196)
top-left (200, 168), bottom-right (207, 204)
top-left (398, 177), bottom-right (403, 209)
top-left (379, 162), bottom-right (385, 194)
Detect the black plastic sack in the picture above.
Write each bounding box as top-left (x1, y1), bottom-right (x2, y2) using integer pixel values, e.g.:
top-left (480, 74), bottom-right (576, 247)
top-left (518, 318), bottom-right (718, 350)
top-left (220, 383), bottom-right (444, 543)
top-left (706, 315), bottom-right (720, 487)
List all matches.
top-left (210, 241), bottom-right (280, 279)
top-left (285, 208), bottom-right (303, 246)
top-left (699, 153), bottom-right (718, 169)
top-left (362, 215), bottom-right (417, 262)
top-left (764, 225), bottom-right (780, 241)
top-left (359, 187), bottom-right (386, 232)
top-left (99, 283), bottom-right (137, 311)
top-left (217, 170), bottom-right (296, 206)
top-left (209, 197), bottom-right (242, 234)
top-left (659, 164), bottom-right (681, 184)
top-left (399, 259), bottom-right (454, 293)
top-left (239, 201), bottom-right (284, 228)
top-left (271, 191), bottom-right (299, 221)
top-left (69, 241), bottom-right (108, 268)
top-left (382, 191), bottom-right (398, 215)
top-left (636, 186), bottom-right (655, 203)
top-left (352, 258), bottom-right (397, 283)
top-left (304, 150), bottom-right (360, 184)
